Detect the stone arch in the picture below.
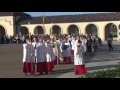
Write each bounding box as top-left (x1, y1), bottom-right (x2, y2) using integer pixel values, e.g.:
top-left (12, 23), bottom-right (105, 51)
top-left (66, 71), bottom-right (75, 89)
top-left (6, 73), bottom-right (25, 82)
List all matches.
top-left (68, 24), bottom-right (80, 35)
top-left (34, 26), bottom-right (44, 35)
top-left (51, 25), bottom-right (62, 35)
top-left (21, 27), bottom-right (29, 35)
top-left (86, 24), bottom-right (98, 36)
top-left (0, 25), bottom-right (6, 36)
top-left (105, 23), bottom-right (118, 40)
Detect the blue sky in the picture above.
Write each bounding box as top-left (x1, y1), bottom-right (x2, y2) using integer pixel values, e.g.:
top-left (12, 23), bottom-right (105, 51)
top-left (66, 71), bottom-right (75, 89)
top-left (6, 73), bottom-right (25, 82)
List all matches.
top-left (25, 12), bottom-right (110, 16)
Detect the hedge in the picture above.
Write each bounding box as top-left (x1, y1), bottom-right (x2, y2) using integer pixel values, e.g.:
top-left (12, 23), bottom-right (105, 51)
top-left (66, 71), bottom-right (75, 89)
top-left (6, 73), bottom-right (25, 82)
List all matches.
top-left (81, 62), bottom-right (120, 78)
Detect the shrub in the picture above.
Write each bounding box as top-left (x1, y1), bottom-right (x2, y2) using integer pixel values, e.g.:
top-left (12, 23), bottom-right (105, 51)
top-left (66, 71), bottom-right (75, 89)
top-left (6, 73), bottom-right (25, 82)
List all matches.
top-left (82, 63), bottom-right (120, 78)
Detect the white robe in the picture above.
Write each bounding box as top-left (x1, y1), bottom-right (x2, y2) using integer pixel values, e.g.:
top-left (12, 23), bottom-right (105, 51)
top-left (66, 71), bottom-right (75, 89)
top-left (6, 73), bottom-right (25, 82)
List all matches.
top-left (81, 38), bottom-right (87, 52)
top-left (75, 40), bottom-right (79, 46)
top-left (62, 42), bottom-right (71, 57)
top-left (74, 45), bottom-right (85, 65)
top-left (36, 42), bottom-right (46, 63)
top-left (23, 43), bottom-right (35, 63)
top-left (71, 39), bottom-right (76, 50)
top-left (32, 42), bottom-right (37, 58)
top-left (45, 42), bottom-right (55, 62)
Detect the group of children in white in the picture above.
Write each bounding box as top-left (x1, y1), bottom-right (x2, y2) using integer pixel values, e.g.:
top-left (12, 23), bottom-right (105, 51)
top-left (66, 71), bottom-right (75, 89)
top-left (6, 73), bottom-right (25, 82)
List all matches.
top-left (22, 34), bottom-right (96, 76)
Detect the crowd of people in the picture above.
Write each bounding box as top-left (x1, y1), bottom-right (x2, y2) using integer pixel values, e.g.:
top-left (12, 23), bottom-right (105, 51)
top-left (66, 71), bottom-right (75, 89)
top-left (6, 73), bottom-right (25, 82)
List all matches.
top-left (22, 33), bottom-right (103, 76)
top-left (0, 34), bottom-right (26, 44)
top-left (0, 32), bottom-right (114, 76)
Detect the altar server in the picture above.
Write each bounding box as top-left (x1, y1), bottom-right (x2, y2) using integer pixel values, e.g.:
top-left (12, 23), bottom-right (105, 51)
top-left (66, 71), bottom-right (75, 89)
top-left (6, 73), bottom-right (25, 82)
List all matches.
top-left (61, 38), bottom-right (72, 64)
top-left (45, 38), bottom-right (55, 74)
top-left (74, 40), bottom-right (87, 75)
top-left (22, 38), bottom-right (35, 76)
top-left (36, 37), bottom-right (46, 75)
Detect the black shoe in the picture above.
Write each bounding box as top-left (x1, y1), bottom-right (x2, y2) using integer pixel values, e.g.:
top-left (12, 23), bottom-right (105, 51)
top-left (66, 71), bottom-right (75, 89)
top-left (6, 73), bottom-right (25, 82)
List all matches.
top-left (40, 72), bottom-right (43, 75)
top-left (47, 72), bottom-right (51, 75)
top-left (45, 72), bottom-right (48, 75)
top-left (51, 71), bottom-right (54, 73)
top-left (31, 73), bottom-right (34, 75)
top-left (75, 73), bottom-right (78, 75)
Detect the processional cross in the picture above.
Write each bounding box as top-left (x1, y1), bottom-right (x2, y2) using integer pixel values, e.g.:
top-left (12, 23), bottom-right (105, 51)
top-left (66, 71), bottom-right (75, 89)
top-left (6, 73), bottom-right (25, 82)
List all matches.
top-left (41, 12), bottom-right (46, 31)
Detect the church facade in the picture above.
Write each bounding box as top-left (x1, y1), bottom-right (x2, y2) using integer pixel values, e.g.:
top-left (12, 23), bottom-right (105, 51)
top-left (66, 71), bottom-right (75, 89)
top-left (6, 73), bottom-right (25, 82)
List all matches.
top-left (0, 12), bottom-right (120, 41)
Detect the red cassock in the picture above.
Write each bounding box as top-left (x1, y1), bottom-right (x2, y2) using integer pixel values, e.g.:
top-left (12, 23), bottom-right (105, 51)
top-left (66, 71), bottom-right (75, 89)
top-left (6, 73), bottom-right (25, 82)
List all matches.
top-left (63, 57), bottom-right (72, 64)
top-left (54, 56), bottom-right (60, 65)
top-left (75, 65), bottom-right (87, 74)
top-left (71, 50), bottom-right (74, 55)
top-left (23, 62), bottom-right (35, 74)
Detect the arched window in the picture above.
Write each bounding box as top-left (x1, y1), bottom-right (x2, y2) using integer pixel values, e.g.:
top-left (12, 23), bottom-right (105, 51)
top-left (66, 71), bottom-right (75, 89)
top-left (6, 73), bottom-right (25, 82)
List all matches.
top-left (68, 25), bottom-right (79, 35)
top-left (52, 25), bottom-right (61, 35)
top-left (34, 26), bottom-right (44, 35)
top-left (86, 24), bottom-right (98, 36)
top-left (21, 27), bottom-right (29, 35)
top-left (105, 23), bottom-right (117, 40)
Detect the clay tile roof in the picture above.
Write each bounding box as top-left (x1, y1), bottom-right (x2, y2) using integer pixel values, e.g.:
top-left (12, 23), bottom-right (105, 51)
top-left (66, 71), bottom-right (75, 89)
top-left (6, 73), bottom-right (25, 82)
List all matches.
top-left (20, 12), bottom-right (120, 24)
top-left (1, 12), bottom-right (120, 24)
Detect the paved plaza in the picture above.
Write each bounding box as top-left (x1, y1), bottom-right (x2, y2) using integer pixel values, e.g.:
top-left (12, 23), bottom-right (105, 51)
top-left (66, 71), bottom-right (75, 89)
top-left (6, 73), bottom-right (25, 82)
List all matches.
top-left (0, 41), bottom-right (120, 78)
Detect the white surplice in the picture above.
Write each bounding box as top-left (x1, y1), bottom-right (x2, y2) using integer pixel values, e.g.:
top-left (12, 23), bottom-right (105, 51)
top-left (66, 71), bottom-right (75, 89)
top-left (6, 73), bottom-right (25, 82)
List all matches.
top-left (23, 43), bottom-right (35, 63)
top-left (74, 45), bottom-right (85, 65)
top-left (36, 42), bottom-right (46, 63)
top-left (45, 42), bottom-right (55, 62)
top-left (62, 42), bottom-right (71, 57)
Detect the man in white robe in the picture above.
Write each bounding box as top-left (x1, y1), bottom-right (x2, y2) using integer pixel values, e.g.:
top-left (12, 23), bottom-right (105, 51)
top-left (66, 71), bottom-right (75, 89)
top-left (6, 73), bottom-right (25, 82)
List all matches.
top-left (22, 38), bottom-right (35, 76)
top-left (74, 40), bottom-right (87, 75)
